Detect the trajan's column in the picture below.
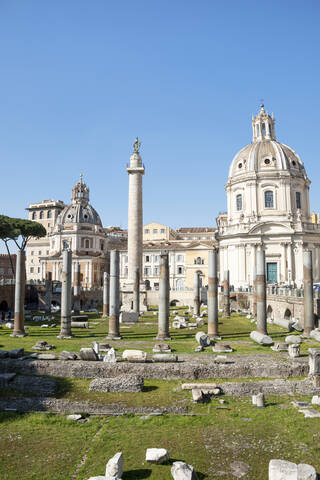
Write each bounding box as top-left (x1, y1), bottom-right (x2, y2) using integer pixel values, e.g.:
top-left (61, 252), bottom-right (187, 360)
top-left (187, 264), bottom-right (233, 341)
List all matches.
top-left (127, 137), bottom-right (145, 286)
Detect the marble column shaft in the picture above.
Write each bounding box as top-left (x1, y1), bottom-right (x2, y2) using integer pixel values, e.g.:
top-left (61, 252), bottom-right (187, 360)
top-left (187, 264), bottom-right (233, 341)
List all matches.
top-left (223, 270), bottom-right (230, 317)
top-left (304, 250), bottom-right (314, 335)
top-left (73, 262), bottom-right (81, 315)
top-left (208, 249), bottom-right (219, 338)
top-left (60, 249), bottom-right (72, 337)
top-left (133, 267), bottom-right (140, 314)
top-left (108, 250), bottom-right (120, 338)
top-left (256, 249), bottom-right (267, 334)
top-left (193, 272), bottom-right (200, 316)
top-left (157, 253), bottom-right (170, 339)
top-left (13, 249), bottom-right (26, 336)
top-left (103, 272), bottom-right (109, 317)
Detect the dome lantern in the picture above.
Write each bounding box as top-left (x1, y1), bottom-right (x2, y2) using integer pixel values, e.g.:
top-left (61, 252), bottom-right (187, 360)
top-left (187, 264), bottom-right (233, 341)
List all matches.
top-left (252, 104), bottom-right (276, 142)
top-left (71, 173), bottom-right (90, 206)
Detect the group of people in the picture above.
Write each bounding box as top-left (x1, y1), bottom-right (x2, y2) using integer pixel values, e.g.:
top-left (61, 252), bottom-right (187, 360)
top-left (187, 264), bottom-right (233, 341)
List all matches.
top-left (1, 310), bottom-right (11, 321)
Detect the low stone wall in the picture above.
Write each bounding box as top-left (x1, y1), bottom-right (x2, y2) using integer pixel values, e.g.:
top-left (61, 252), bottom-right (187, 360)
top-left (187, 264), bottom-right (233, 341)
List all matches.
top-left (220, 378), bottom-right (320, 396)
top-left (0, 355), bottom-right (309, 380)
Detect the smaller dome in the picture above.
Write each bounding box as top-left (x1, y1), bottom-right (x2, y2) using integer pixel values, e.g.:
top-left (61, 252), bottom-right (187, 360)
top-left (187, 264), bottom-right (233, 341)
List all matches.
top-left (55, 175), bottom-right (102, 228)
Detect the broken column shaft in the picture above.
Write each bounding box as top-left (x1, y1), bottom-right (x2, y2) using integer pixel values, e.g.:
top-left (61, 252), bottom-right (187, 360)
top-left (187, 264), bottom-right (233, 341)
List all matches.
top-left (13, 249), bottom-right (26, 337)
top-left (59, 249), bottom-right (72, 338)
top-left (193, 272), bottom-right (200, 316)
top-left (108, 250), bottom-right (121, 339)
top-left (304, 250), bottom-right (314, 335)
top-left (133, 267), bottom-right (140, 314)
top-left (45, 271), bottom-right (52, 314)
top-left (157, 253), bottom-right (170, 340)
top-left (223, 270), bottom-right (230, 317)
top-left (256, 248), bottom-right (267, 334)
top-left (103, 272), bottom-right (109, 317)
top-left (73, 262), bottom-right (81, 316)
top-left (252, 265), bottom-right (257, 318)
top-left (208, 249), bottom-right (219, 338)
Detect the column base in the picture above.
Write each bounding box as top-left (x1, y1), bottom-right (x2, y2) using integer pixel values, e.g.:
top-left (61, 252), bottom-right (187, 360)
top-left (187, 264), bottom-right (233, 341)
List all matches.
top-left (57, 334), bottom-right (73, 339)
top-left (11, 331), bottom-right (27, 338)
top-left (155, 335), bottom-right (171, 341)
top-left (208, 334), bottom-right (221, 340)
top-left (105, 336), bottom-right (122, 340)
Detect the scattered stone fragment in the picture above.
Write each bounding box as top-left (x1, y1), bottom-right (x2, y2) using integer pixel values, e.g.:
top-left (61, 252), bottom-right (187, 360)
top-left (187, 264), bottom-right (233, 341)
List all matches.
top-left (122, 349), bottom-right (147, 362)
top-left (103, 347), bottom-right (117, 363)
top-left (230, 461), bottom-right (250, 478)
top-left (311, 395), bottom-right (320, 405)
top-left (153, 343), bottom-right (171, 353)
top-left (288, 344), bottom-right (300, 358)
top-left (37, 353), bottom-right (57, 360)
top-left (0, 350), bottom-right (9, 358)
top-left (292, 320), bottom-right (303, 332)
top-left (285, 335), bottom-right (302, 344)
top-left (298, 408), bottom-right (320, 418)
top-left (8, 348), bottom-right (24, 358)
top-left (214, 355), bottom-right (229, 364)
top-left (172, 321), bottom-right (186, 329)
top-left (271, 342), bottom-right (289, 352)
top-left (40, 324), bottom-right (49, 328)
top-left (273, 318), bottom-right (294, 331)
top-left (171, 461), bottom-right (198, 480)
top-left (194, 346), bottom-right (204, 352)
top-left (89, 375), bottom-right (144, 393)
top-left (67, 414), bottom-right (83, 421)
top-left (308, 349), bottom-right (320, 376)
top-left (250, 331), bottom-right (274, 346)
top-left (252, 395), bottom-right (257, 405)
top-left (152, 354), bottom-right (178, 363)
top-left (291, 401), bottom-right (310, 408)
top-left (98, 342), bottom-right (111, 352)
top-left (88, 476), bottom-right (105, 480)
top-left (192, 389), bottom-right (204, 403)
top-left (105, 451), bottom-right (124, 480)
top-left (256, 393), bottom-right (265, 408)
top-left (71, 321), bottom-right (89, 328)
top-left (32, 340), bottom-right (54, 351)
top-left (269, 459), bottom-right (297, 479)
top-left (182, 383), bottom-right (217, 391)
top-left (196, 318), bottom-right (205, 326)
top-left (310, 330), bottom-right (320, 342)
top-left (146, 448), bottom-right (169, 464)
top-left (212, 344), bottom-right (233, 353)
top-left (59, 351), bottom-right (78, 361)
top-left (5, 322), bottom-right (13, 329)
top-left (195, 331), bottom-right (210, 347)
top-left (297, 463), bottom-right (317, 479)
top-left (79, 348), bottom-right (99, 361)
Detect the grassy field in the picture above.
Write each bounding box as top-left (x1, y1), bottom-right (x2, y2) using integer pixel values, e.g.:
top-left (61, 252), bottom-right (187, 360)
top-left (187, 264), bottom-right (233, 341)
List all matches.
top-left (0, 308), bottom-right (319, 356)
top-left (0, 395), bottom-right (319, 479)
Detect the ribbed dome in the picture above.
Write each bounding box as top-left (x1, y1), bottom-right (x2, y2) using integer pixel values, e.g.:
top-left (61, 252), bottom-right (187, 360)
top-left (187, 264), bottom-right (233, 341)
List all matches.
top-left (228, 139), bottom-right (306, 179)
top-left (54, 175), bottom-right (102, 228)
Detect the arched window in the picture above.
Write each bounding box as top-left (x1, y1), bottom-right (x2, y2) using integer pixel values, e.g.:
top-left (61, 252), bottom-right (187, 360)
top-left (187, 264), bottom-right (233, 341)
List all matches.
top-left (39, 211), bottom-right (44, 219)
top-left (196, 257), bottom-right (202, 265)
top-left (85, 239), bottom-right (90, 249)
top-left (47, 210), bottom-right (52, 218)
top-left (236, 194), bottom-right (242, 211)
top-left (264, 190), bottom-right (274, 208)
top-left (296, 192), bottom-right (302, 209)
top-left (32, 212), bottom-right (36, 220)
top-left (262, 123), bottom-right (266, 136)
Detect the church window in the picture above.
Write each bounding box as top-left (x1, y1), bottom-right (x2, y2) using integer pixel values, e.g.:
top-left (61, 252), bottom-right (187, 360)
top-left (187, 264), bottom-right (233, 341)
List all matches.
top-left (264, 190), bottom-right (274, 208)
top-left (144, 229), bottom-right (149, 234)
top-left (32, 212), bottom-right (36, 220)
top-left (63, 240), bottom-right (70, 249)
top-left (236, 194), bottom-right (242, 211)
top-left (47, 210), bottom-right (52, 218)
top-left (145, 255), bottom-right (150, 263)
top-left (264, 158), bottom-right (271, 165)
top-left (292, 160), bottom-right (296, 167)
top-left (256, 124), bottom-right (260, 136)
top-left (153, 229), bottom-right (158, 234)
top-left (85, 239), bottom-right (90, 249)
top-left (39, 211), bottom-right (44, 219)
top-left (238, 162), bottom-right (242, 169)
top-left (296, 192), bottom-right (302, 209)
top-left (262, 123), bottom-right (266, 136)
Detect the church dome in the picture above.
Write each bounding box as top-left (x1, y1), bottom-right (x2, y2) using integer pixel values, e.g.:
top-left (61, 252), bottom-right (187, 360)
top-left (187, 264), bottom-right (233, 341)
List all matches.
top-left (228, 105), bottom-right (307, 181)
top-left (55, 175), bottom-right (102, 228)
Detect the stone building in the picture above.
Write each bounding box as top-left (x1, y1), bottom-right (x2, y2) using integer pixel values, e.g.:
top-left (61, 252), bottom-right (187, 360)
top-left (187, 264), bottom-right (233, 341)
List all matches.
top-left (0, 254), bottom-right (16, 282)
top-left (26, 199), bottom-right (66, 281)
top-left (218, 104), bottom-right (320, 288)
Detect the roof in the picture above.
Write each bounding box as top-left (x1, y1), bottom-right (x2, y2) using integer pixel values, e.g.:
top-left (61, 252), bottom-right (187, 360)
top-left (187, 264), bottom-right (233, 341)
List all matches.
top-left (176, 227), bottom-right (216, 233)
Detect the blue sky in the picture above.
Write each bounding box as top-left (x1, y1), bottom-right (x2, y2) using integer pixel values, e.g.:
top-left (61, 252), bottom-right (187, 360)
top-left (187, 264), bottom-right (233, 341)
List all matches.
top-left (0, 0), bottom-right (319, 238)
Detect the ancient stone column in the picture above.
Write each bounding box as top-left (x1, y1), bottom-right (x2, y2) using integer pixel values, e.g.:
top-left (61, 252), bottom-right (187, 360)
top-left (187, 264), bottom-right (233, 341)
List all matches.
top-left (133, 267), bottom-right (140, 314)
top-left (73, 262), bottom-right (81, 316)
top-left (157, 253), bottom-right (170, 340)
top-left (193, 272), bottom-right (200, 316)
top-left (223, 270), bottom-right (230, 317)
top-left (252, 265), bottom-right (257, 318)
top-left (102, 272), bottom-right (109, 317)
top-left (208, 249), bottom-right (219, 338)
top-left (256, 248), bottom-right (267, 335)
top-left (308, 348), bottom-right (320, 376)
top-left (13, 249), bottom-right (26, 337)
top-left (44, 271), bottom-right (52, 314)
top-left (127, 140), bottom-right (145, 284)
top-left (59, 249), bottom-right (72, 338)
top-left (108, 250), bottom-right (121, 339)
top-left (303, 250), bottom-right (314, 335)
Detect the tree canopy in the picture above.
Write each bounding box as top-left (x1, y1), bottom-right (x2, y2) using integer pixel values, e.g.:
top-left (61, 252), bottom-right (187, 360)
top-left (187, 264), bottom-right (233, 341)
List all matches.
top-left (0, 215), bottom-right (47, 250)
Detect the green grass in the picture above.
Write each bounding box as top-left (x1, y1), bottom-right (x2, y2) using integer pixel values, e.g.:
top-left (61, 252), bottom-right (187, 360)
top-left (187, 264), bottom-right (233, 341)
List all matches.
top-left (0, 396), bottom-right (319, 479)
top-left (0, 309), bottom-right (318, 356)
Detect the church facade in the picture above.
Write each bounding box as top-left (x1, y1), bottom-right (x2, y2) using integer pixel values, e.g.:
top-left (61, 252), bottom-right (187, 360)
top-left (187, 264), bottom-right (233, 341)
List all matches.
top-left (217, 105), bottom-right (320, 288)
